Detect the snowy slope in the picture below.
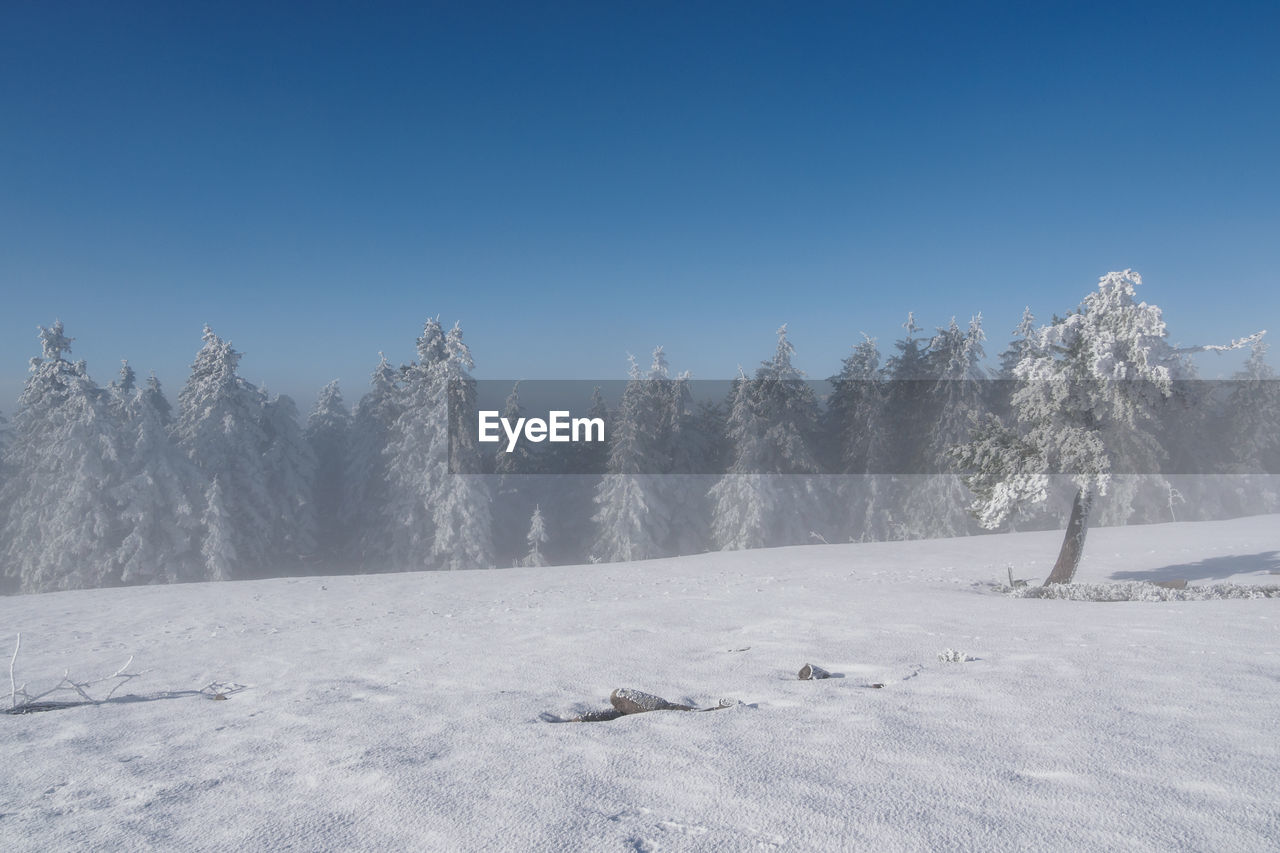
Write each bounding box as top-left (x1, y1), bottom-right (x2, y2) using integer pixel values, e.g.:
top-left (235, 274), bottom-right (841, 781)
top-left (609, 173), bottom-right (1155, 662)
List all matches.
top-left (2, 516), bottom-right (1279, 851)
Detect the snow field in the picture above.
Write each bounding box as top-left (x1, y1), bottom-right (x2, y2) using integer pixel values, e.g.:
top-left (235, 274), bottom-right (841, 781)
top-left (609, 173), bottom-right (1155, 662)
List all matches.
top-left (2, 515), bottom-right (1278, 851)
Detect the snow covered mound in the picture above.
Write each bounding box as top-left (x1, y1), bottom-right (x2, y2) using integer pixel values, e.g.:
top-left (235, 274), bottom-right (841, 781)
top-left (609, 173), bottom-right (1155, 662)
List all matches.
top-left (2, 515), bottom-right (1278, 851)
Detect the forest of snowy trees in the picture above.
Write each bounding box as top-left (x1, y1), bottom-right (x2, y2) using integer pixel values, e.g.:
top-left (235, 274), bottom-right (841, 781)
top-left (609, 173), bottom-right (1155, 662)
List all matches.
top-left (1, 271), bottom-right (1276, 593)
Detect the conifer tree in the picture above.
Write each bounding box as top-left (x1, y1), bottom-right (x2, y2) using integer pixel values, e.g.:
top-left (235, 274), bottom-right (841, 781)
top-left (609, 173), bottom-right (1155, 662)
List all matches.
top-left (953, 271), bottom-right (1260, 585)
top-left (108, 360), bottom-right (137, 420)
top-left (906, 314), bottom-right (988, 538)
top-left (826, 335), bottom-right (882, 473)
top-left (825, 335), bottom-right (883, 541)
top-left (114, 375), bottom-right (203, 584)
top-left (547, 385), bottom-right (610, 564)
top-left (261, 393), bottom-right (318, 571)
top-left (523, 504), bottom-right (549, 567)
top-left (201, 476), bottom-right (236, 582)
top-left (998, 307), bottom-right (1038, 380)
top-left (344, 354), bottom-right (403, 571)
top-left (493, 382), bottom-right (538, 564)
top-left (385, 319), bottom-right (494, 570)
top-left (176, 326), bottom-right (272, 580)
top-left (306, 380), bottom-right (351, 572)
top-left (385, 320), bottom-right (449, 568)
top-left (862, 313), bottom-right (938, 540)
top-left (1219, 338), bottom-right (1280, 515)
top-left (429, 323), bottom-right (494, 569)
top-left (0, 322), bottom-right (125, 592)
top-left (592, 350), bottom-right (679, 562)
top-left (709, 372), bottom-right (771, 551)
top-left (1225, 338), bottom-right (1279, 474)
top-left (710, 326), bottom-right (822, 550)
top-left (664, 372), bottom-right (714, 555)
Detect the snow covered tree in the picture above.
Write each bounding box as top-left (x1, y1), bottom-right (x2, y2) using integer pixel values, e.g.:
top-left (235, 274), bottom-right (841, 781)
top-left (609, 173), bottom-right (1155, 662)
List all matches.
top-left (710, 326), bottom-right (822, 550)
top-left (344, 354), bottom-right (403, 571)
top-left (385, 319), bottom-right (494, 570)
top-left (824, 335), bottom-right (884, 542)
top-left (985, 309), bottom-right (1063, 531)
top-left (113, 375), bottom-right (204, 584)
top-left (108, 360), bottom-right (137, 420)
top-left (1225, 338), bottom-right (1279, 474)
top-left (428, 323), bottom-right (494, 570)
top-left (492, 383), bottom-right (539, 564)
top-left (494, 383), bottom-right (537, 476)
top-left (1216, 337), bottom-right (1280, 515)
top-left (0, 322), bottom-right (125, 592)
top-left (953, 271), bottom-right (1261, 585)
top-left (543, 384), bottom-right (610, 565)
top-left (306, 380), bottom-right (351, 572)
top-left (664, 373), bottom-right (716, 556)
top-left (998, 307), bottom-right (1038, 380)
top-left (201, 476), bottom-right (236, 582)
top-left (826, 335), bottom-right (882, 474)
top-left (874, 313), bottom-right (937, 475)
top-left (708, 372), bottom-right (772, 551)
top-left (592, 349), bottom-right (684, 562)
top-left (902, 314), bottom-right (988, 539)
top-left (261, 392), bottom-right (318, 571)
top-left (175, 326), bottom-right (272, 580)
top-left (859, 313), bottom-right (940, 540)
top-left (385, 321), bottom-right (449, 569)
top-left (522, 504), bottom-right (549, 567)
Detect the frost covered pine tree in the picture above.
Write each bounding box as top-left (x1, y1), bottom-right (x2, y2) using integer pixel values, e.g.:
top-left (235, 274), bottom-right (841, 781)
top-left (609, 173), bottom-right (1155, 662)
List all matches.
top-left (547, 384), bottom-right (610, 564)
top-left (344, 354), bottom-right (403, 571)
top-left (108, 360), bottom-right (137, 420)
top-left (904, 315), bottom-right (988, 539)
top-left (114, 375), bottom-right (204, 584)
top-left (175, 326), bottom-right (272, 580)
top-left (0, 322), bottom-right (125, 592)
top-left (591, 351), bottom-right (674, 563)
top-left (710, 326), bottom-right (822, 550)
top-left (306, 380), bottom-right (351, 572)
top-left (261, 392), bottom-right (318, 572)
top-left (953, 271), bottom-right (1261, 585)
top-left (664, 372), bottom-right (715, 556)
top-left (385, 322), bottom-right (447, 569)
top-left (825, 335), bottom-right (890, 542)
top-left (1220, 337), bottom-right (1280, 514)
top-left (862, 312), bottom-right (937, 540)
top-left (825, 335), bottom-right (882, 475)
top-left (708, 371), bottom-right (771, 550)
top-left (522, 504), bottom-right (549, 567)
top-left (493, 382), bottom-right (538, 563)
top-left (428, 323), bottom-right (495, 570)
top-left (201, 475), bottom-right (237, 582)
top-left (998, 307), bottom-right (1038, 380)
top-left (385, 319), bottom-right (494, 570)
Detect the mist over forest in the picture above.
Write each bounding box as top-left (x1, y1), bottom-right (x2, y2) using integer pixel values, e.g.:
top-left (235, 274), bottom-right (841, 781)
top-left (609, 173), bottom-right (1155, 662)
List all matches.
top-left (2, 272), bottom-right (1276, 594)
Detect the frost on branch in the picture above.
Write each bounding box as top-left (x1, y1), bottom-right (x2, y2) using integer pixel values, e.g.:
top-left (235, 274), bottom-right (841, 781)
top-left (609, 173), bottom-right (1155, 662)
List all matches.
top-left (7, 634), bottom-right (146, 714)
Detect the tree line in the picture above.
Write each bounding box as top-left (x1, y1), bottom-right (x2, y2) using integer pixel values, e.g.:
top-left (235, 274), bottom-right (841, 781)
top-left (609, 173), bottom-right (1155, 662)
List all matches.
top-left (1, 271), bottom-right (1275, 593)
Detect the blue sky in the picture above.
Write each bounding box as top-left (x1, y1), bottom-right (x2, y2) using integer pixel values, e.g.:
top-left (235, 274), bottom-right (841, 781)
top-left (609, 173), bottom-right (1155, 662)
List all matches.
top-left (2, 1), bottom-right (1277, 408)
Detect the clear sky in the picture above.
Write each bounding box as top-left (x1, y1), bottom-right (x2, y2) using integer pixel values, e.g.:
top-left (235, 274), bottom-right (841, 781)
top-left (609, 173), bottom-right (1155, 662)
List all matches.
top-left (2, 1), bottom-right (1277, 409)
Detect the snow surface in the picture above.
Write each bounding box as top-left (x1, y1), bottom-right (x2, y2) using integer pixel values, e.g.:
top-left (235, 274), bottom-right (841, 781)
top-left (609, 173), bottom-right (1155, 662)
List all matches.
top-left (3, 515), bottom-right (1279, 851)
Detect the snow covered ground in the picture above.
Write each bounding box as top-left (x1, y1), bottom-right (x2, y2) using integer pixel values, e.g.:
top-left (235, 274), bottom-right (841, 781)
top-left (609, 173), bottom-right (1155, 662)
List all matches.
top-left (2, 515), bottom-right (1279, 851)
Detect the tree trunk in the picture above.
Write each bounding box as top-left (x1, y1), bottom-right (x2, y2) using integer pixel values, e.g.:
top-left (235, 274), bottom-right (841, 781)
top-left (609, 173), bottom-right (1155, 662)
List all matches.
top-left (1044, 487), bottom-right (1093, 586)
